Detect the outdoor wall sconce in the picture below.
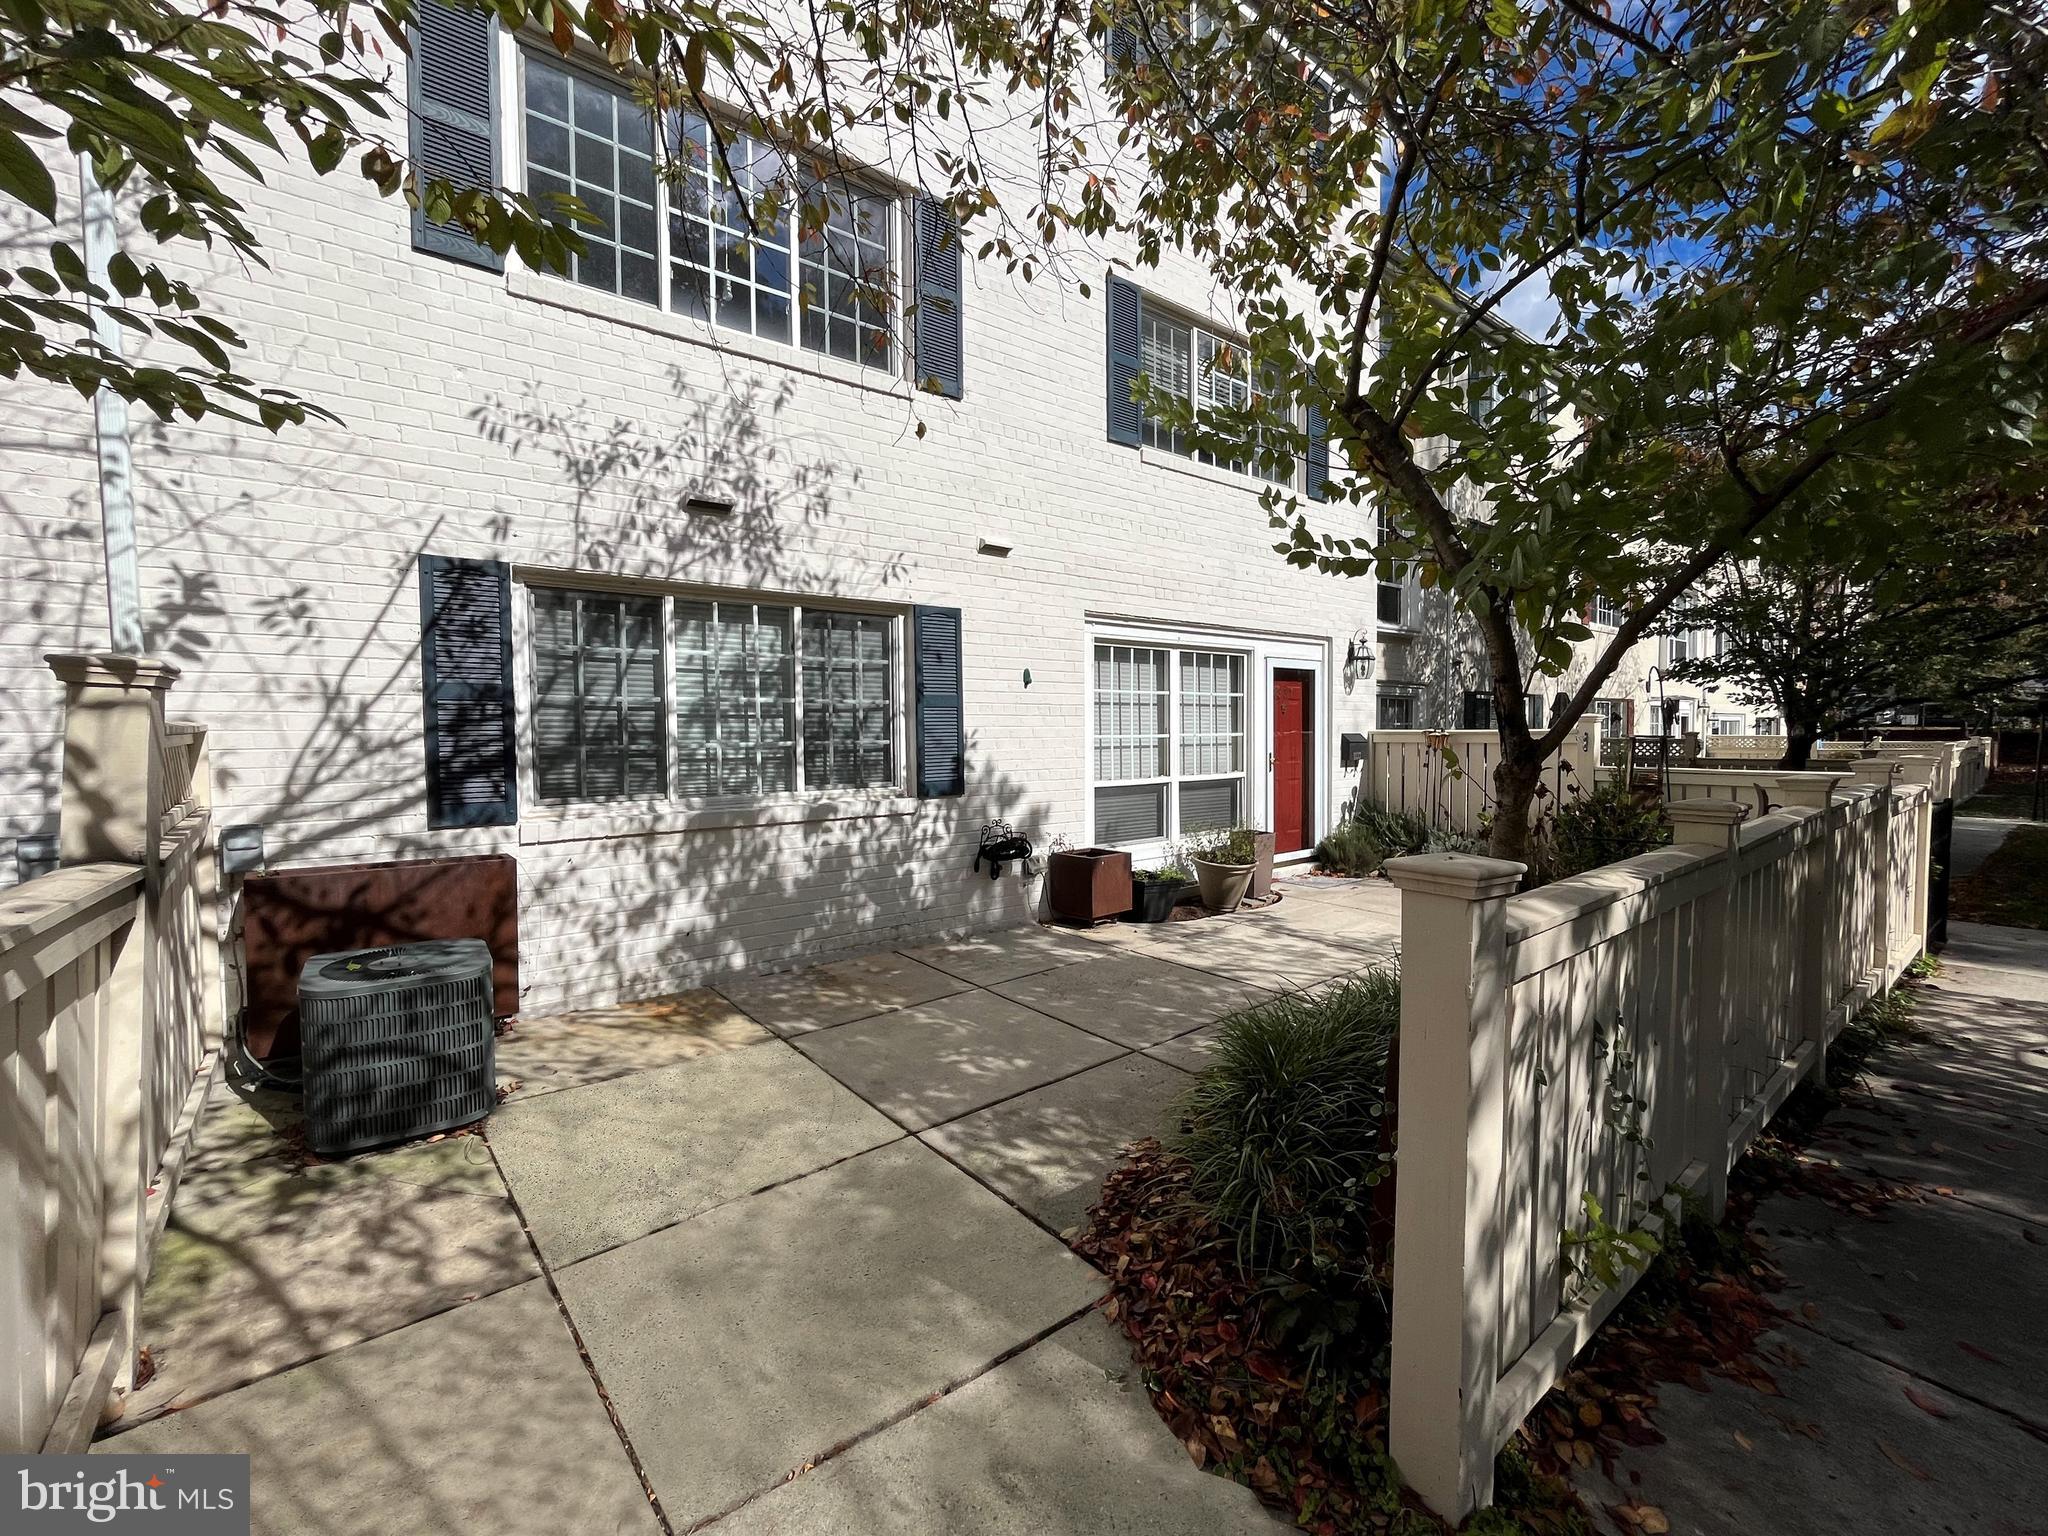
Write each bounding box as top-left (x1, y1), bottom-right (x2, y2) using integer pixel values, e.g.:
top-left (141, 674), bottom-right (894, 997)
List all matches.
top-left (1345, 630), bottom-right (1376, 677)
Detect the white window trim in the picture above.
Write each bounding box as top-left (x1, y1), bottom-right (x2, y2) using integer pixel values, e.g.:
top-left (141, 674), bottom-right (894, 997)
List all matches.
top-left (499, 37), bottom-right (914, 397)
top-left (1132, 291), bottom-right (1301, 495)
top-left (1082, 617), bottom-right (1331, 862)
top-left (511, 570), bottom-right (913, 840)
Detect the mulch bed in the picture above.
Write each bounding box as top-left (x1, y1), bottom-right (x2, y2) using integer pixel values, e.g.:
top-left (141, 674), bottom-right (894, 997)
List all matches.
top-left (1074, 994), bottom-right (1928, 1535)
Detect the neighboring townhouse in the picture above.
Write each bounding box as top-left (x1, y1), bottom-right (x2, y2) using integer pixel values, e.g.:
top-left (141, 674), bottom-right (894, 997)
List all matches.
top-left (0, 8), bottom-right (1378, 1016)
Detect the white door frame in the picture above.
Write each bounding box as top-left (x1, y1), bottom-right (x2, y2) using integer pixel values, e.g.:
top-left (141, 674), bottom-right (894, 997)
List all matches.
top-left (1081, 616), bottom-right (1332, 862)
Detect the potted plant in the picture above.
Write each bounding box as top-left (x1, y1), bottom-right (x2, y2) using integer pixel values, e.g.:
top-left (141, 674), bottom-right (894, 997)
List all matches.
top-left (1046, 844), bottom-right (1134, 925)
top-left (1128, 864), bottom-right (1189, 923)
top-left (1184, 824), bottom-right (1259, 914)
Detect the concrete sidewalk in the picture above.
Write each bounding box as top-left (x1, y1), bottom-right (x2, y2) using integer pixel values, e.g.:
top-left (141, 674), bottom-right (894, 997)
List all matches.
top-left (95, 879), bottom-right (1395, 1535)
top-left (1571, 921), bottom-right (2048, 1536)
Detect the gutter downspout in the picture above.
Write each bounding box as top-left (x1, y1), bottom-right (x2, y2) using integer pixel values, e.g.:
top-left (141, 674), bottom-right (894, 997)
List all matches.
top-left (79, 153), bottom-right (144, 654)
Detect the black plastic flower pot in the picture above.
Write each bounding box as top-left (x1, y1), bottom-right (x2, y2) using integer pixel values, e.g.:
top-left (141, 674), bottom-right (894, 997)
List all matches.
top-left (1128, 878), bottom-right (1182, 923)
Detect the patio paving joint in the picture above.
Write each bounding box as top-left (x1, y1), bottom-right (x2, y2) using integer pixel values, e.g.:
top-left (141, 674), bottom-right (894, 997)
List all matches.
top-left (685, 1298), bottom-right (1103, 1534)
top-left (486, 1135), bottom-right (680, 1536)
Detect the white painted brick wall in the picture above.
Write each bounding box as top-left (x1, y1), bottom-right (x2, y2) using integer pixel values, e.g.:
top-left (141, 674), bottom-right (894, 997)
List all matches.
top-left (0, 78), bottom-right (1381, 1015)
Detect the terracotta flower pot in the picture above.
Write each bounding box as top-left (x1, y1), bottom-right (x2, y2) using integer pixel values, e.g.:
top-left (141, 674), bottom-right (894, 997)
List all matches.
top-left (1192, 856), bottom-right (1253, 914)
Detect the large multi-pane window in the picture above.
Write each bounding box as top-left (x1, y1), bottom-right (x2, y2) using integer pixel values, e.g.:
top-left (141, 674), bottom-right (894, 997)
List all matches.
top-left (1590, 595), bottom-right (1624, 628)
top-left (801, 610), bottom-right (893, 788)
top-left (1091, 642), bottom-right (1246, 846)
top-left (533, 586), bottom-right (897, 806)
top-left (1591, 698), bottom-right (1628, 739)
top-left (673, 599), bottom-right (795, 797)
top-left (1137, 299), bottom-right (1294, 484)
top-left (1711, 714), bottom-right (1746, 737)
top-left (523, 60), bottom-right (660, 304)
top-left (532, 590), bottom-right (668, 803)
top-left (522, 60), bottom-right (897, 371)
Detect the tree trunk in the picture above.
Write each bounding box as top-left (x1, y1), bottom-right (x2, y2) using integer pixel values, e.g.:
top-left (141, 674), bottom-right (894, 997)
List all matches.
top-left (1779, 728), bottom-right (1818, 770)
top-left (1487, 746), bottom-right (1543, 870)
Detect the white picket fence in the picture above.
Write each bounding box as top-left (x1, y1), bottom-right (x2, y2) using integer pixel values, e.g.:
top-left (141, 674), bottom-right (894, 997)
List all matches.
top-left (1386, 765), bottom-right (1930, 1518)
top-left (1, 657), bottom-right (221, 1453)
top-left (1365, 725), bottom-right (1604, 837)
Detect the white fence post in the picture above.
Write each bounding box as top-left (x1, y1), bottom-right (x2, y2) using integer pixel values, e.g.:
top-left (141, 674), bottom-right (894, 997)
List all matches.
top-left (1765, 774), bottom-right (1840, 1082)
top-left (1889, 756), bottom-right (1941, 960)
top-left (1386, 851), bottom-right (1527, 1522)
top-left (47, 654), bottom-right (179, 1397)
top-left (1664, 800), bottom-right (1746, 1221)
top-left (1849, 761), bottom-right (1901, 986)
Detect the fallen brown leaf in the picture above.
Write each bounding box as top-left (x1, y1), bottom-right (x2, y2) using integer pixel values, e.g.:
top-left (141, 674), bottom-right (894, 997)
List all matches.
top-left (1877, 1439), bottom-right (1933, 1481)
top-left (1957, 1340), bottom-right (2004, 1365)
top-left (1903, 1385), bottom-right (1950, 1419)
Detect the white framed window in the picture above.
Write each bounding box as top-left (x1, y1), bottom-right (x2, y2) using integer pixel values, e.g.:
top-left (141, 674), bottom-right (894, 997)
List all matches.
top-left (1590, 595), bottom-right (1624, 628)
top-left (532, 583), bottom-right (899, 808)
top-left (1757, 715), bottom-right (1782, 736)
top-left (1711, 714), bottom-right (1746, 737)
top-left (1137, 297), bottom-right (1295, 485)
top-left (522, 57), bottom-right (899, 373)
top-left (1376, 507), bottom-right (1410, 629)
top-left (1590, 698), bottom-right (1627, 738)
top-left (1376, 689), bottom-right (1417, 730)
top-left (1091, 642), bottom-right (1247, 846)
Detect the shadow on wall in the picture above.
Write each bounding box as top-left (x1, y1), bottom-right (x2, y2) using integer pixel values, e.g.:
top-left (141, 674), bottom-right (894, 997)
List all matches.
top-left (6, 339), bottom-right (1048, 1004)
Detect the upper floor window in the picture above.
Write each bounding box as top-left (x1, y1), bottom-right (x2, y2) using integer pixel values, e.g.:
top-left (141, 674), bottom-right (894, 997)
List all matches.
top-left (1376, 507), bottom-right (1411, 628)
top-left (1136, 297), bottom-right (1293, 485)
top-left (1590, 698), bottom-right (1627, 738)
top-left (522, 58), bottom-right (897, 372)
top-left (533, 583), bottom-right (898, 808)
top-left (522, 62), bottom-right (660, 305)
top-left (1590, 595), bottom-right (1624, 629)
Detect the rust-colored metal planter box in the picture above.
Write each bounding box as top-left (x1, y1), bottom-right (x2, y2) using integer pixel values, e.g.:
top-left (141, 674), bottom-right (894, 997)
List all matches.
top-left (1047, 847), bottom-right (1133, 925)
top-left (241, 853), bottom-right (518, 1060)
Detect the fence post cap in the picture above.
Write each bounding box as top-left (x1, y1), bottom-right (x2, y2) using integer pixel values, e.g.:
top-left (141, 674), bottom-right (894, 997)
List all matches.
top-left (45, 653), bottom-right (182, 690)
top-left (1847, 757), bottom-right (1902, 784)
top-left (1665, 799), bottom-right (1749, 827)
top-left (1385, 852), bottom-right (1526, 899)
top-left (1762, 772), bottom-right (1845, 808)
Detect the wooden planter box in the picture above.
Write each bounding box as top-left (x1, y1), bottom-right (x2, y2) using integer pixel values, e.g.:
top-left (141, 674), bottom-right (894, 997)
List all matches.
top-left (1048, 847), bottom-right (1133, 925)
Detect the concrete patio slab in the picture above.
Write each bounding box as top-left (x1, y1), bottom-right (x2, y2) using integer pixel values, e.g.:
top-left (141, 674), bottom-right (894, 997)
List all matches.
top-left (899, 923), bottom-right (1107, 986)
top-left (555, 1139), bottom-right (1101, 1531)
top-left (1943, 921), bottom-right (2048, 1004)
top-left (489, 1039), bottom-right (902, 1265)
top-left (709, 1313), bottom-right (1285, 1535)
top-left (1143, 1019), bottom-right (1229, 1075)
top-left (496, 986), bottom-right (769, 1100)
top-left (794, 989), bottom-right (1123, 1131)
top-left (1250, 896), bottom-right (1404, 950)
top-left (921, 1055), bottom-right (1191, 1234)
top-left (719, 950), bottom-right (968, 1036)
top-left (1135, 919), bottom-right (1395, 993)
top-left (100, 1282), bottom-right (659, 1536)
top-left (126, 1129), bottom-right (536, 1423)
top-left (988, 953), bottom-right (1271, 1049)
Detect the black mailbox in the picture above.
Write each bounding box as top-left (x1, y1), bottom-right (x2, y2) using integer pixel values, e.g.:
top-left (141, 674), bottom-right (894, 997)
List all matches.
top-left (1340, 732), bottom-right (1369, 767)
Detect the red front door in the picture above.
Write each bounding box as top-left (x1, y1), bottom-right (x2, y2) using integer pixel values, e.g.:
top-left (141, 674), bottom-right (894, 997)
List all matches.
top-left (1273, 671), bottom-right (1314, 854)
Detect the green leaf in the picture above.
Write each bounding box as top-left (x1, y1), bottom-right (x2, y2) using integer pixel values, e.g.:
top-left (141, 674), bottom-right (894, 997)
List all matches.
top-left (0, 126), bottom-right (59, 219)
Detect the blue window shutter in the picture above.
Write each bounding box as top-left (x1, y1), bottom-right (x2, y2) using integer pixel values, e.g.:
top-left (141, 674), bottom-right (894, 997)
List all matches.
top-left (913, 196), bottom-right (964, 399)
top-left (912, 606), bottom-right (965, 798)
top-left (410, 0), bottom-right (502, 271)
top-left (1104, 24), bottom-right (1139, 78)
top-left (420, 555), bottom-right (518, 828)
top-left (1106, 276), bottom-right (1144, 446)
top-left (1306, 406), bottom-right (1331, 501)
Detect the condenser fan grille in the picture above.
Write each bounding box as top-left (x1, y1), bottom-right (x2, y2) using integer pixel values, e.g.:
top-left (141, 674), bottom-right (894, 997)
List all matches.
top-left (298, 939), bottom-right (497, 1155)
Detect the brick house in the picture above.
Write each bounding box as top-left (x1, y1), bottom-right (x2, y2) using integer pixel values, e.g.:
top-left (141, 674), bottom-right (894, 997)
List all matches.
top-left (0, 9), bottom-right (1398, 1018)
